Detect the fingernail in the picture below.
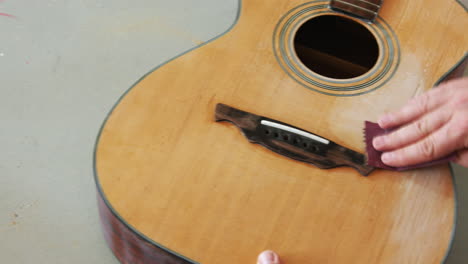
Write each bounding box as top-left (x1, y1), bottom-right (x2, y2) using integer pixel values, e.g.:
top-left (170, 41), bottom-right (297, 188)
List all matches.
top-left (258, 251), bottom-right (278, 264)
top-left (378, 114), bottom-right (392, 127)
top-left (381, 152), bottom-right (394, 164)
top-left (373, 136), bottom-right (385, 149)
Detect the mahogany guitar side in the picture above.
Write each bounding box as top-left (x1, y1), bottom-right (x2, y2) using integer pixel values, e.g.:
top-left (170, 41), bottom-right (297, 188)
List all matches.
top-left (94, 0), bottom-right (468, 263)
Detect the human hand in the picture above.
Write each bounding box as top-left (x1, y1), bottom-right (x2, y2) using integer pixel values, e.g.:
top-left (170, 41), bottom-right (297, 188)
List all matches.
top-left (257, 250), bottom-right (281, 264)
top-left (373, 77), bottom-right (468, 168)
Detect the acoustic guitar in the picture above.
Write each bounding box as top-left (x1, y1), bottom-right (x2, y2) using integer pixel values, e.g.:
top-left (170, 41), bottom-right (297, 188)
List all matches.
top-left (94, 0), bottom-right (468, 263)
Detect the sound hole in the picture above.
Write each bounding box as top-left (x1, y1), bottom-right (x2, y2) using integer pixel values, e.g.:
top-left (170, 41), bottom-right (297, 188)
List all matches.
top-left (294, 15), bottom-right (379, 79)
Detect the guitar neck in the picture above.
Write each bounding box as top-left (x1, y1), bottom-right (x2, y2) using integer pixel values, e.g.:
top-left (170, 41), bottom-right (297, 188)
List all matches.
top-left (330, 0), bottom-right (383, 21)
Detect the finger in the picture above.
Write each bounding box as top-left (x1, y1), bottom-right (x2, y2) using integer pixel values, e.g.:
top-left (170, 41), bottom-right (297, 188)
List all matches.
top-left (378, 86), bottom-right (451, 129)
top-left (257, 250), bottom-right (281, 264)
top-left (380, 121), bottom-right (461, 167)
top-left (455, 149), bottom-right (468, 168)
top-left (373, 107), bottom-right (451, 151)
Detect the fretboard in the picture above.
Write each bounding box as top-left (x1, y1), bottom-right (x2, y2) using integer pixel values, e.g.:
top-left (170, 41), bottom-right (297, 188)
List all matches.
top-left (330, 0), bottom-right (383, 21)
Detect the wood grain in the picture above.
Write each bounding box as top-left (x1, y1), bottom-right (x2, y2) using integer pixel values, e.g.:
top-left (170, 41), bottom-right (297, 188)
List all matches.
top-left (95, 0), bottom-right (468, 263)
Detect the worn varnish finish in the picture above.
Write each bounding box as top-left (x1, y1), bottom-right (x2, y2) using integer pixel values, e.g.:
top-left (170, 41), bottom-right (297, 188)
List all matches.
top-left (95, 0), bottom-right (468, 263)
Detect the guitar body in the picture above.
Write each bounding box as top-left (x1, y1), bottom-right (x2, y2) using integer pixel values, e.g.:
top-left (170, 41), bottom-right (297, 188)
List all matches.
top-left (94, 0), bottom-right (468, 263)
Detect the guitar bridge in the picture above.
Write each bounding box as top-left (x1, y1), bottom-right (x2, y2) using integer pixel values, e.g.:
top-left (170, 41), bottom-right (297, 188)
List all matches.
top-left (215, 103), bottom-right (374, 176)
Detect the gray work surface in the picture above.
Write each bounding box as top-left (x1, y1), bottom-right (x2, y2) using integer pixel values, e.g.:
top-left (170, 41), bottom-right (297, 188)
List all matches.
top-left (0, 0), bottom-right (466, 263)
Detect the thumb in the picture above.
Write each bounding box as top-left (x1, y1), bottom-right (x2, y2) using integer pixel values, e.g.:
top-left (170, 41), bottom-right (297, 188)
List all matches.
top-left (257, 250), bottom-right (281, 264)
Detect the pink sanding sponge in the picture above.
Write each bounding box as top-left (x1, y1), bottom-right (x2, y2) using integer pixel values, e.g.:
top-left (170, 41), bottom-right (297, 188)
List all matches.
top-left (364, 121), bottom-right (455, 171)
